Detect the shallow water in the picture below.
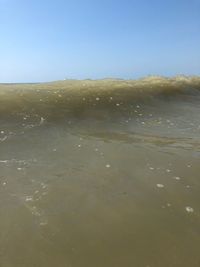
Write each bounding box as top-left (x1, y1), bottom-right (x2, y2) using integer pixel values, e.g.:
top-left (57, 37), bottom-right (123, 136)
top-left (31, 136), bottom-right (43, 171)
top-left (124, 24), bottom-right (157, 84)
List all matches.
top-left (0, 78), bottom-right (200, 267)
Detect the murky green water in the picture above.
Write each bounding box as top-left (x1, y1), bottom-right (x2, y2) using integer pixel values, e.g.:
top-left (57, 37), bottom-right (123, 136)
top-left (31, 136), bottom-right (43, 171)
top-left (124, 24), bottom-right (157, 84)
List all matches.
top-left (0, 78), bottom-right (200, 267)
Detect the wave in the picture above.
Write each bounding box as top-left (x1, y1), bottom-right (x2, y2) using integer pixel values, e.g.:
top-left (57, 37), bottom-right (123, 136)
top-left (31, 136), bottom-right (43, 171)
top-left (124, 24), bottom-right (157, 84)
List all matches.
top-left (0, 76), bottom-right (200, 120)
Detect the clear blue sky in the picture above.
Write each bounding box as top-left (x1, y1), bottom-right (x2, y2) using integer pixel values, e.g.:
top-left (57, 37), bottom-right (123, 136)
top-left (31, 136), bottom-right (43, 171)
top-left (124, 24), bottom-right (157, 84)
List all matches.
top-left (0, 0), bottom-right (200, 82)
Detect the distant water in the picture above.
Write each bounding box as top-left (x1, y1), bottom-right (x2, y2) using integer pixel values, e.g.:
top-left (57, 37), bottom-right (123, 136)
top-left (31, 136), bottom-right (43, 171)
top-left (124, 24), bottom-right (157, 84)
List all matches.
top-left (0, 77), bottom-right (200, 267)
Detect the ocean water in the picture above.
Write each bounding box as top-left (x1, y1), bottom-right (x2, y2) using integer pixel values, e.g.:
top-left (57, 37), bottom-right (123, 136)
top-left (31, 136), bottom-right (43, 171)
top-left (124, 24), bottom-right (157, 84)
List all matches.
top-left (0, 77), bottom-right (200, 267)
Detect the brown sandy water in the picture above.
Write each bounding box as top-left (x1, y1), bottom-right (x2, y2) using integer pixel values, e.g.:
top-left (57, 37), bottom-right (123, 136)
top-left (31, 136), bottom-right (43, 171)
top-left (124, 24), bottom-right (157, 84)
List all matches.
top-left (0, 77), bottom-right (200, 267)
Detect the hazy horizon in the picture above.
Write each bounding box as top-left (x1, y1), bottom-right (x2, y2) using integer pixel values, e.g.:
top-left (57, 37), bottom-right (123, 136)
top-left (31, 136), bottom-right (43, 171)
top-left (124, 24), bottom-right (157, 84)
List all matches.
top-left (1, 74), bottom-right (200, 85)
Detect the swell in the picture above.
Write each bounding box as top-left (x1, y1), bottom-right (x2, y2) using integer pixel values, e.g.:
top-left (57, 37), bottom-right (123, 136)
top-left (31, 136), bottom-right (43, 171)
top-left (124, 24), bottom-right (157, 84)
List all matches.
top-left (0, 76), bottom-right (200, 120)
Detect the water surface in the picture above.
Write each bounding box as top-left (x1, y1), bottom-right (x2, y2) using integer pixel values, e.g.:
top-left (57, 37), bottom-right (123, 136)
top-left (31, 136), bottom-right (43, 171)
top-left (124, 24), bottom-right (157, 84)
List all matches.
top-left (0, 77), bottom-right (200, 267)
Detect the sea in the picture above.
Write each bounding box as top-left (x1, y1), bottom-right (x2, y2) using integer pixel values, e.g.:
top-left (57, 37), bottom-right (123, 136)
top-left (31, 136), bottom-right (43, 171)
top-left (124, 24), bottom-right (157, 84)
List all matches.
top-left (0, 76), bottom-right (200, 267)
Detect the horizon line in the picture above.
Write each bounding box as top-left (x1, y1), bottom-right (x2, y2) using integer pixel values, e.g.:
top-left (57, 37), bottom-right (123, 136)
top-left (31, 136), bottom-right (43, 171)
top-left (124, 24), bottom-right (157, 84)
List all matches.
top-left (1, 74), bottom-right (200, 85)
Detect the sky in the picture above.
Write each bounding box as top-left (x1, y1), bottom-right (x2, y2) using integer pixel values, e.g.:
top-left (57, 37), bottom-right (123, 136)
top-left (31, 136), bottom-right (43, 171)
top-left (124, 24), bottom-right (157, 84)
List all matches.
top-left (0, 0), bottom-right (200, 82)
